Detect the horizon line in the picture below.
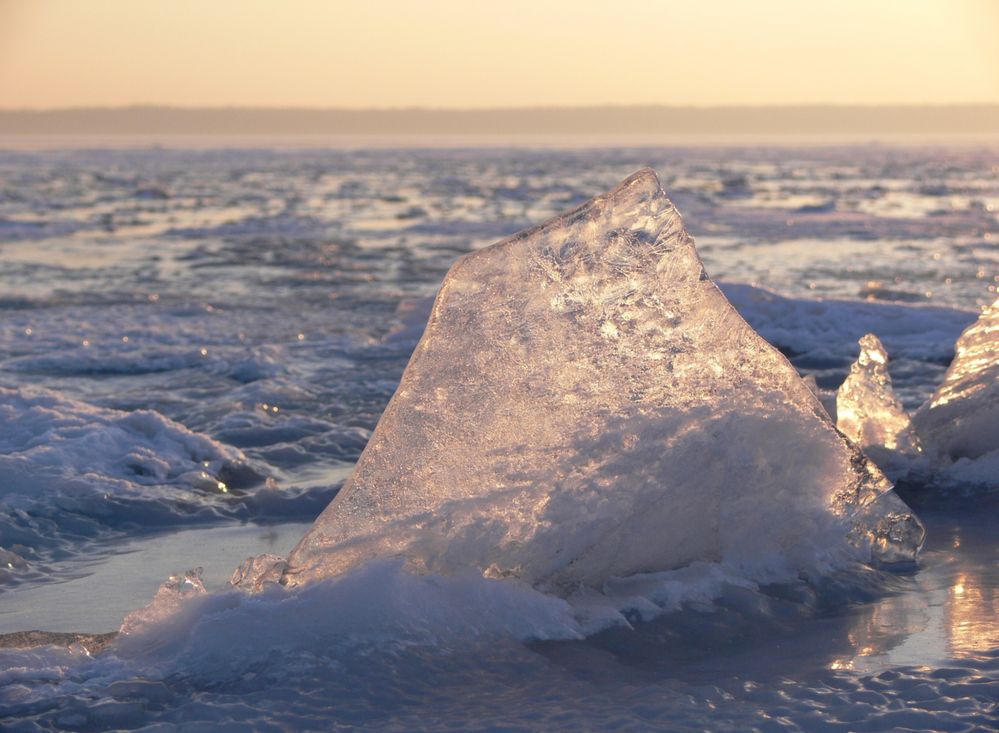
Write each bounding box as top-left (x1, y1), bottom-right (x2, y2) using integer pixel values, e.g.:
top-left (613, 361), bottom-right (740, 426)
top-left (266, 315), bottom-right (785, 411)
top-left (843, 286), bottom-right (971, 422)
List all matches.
top-left (3, 103), bottom-right (999, 113)
top-left (3, 105), bottom-right (997, 137)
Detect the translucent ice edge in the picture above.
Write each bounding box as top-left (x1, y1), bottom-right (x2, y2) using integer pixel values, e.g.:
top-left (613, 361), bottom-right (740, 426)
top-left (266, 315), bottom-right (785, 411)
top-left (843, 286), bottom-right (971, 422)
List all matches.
top-left (912, 297), bottom-right (999, 487)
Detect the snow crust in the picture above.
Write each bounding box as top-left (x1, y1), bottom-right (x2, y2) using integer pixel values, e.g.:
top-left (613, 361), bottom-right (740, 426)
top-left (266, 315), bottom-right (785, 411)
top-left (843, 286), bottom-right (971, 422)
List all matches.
top-left (117, 560), bottom-right (583, 677)
top-left (0, 385), bottom-right (251, 505)
top-left (276, 169), bottom-right (922, 593)
top-left (719, 282), bottom-right (975, 370)
top-left (0, 386), bottom-right (263, 577)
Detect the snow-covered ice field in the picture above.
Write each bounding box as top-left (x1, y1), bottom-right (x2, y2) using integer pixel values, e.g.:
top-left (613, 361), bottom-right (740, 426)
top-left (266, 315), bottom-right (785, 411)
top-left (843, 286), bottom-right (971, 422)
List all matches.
top-left (0, 144), bottom-right (997, 731)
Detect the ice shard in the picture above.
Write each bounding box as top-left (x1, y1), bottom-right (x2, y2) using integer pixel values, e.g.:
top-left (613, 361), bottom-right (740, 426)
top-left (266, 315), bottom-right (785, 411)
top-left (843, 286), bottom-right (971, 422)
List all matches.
top-left (836, 334), bottom-right (922, 478)
top-left (278, 170), bottom-right (922, 592)
top-left (913, 297), bottom-right (999, 485)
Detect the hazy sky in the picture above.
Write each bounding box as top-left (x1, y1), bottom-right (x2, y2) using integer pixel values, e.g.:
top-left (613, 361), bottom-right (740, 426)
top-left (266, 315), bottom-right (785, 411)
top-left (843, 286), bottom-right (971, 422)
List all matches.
top-left (1, 0), bottom-right (997, 109)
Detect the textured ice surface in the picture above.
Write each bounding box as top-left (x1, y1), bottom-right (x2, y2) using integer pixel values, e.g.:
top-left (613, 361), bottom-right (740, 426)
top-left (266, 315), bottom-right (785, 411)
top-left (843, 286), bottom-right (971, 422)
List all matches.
top-left (0, 386), bottom-right (246, 497)
top-left (282, 169), bottom-right (922, 592)
top-left (836, 334), bottom-right (923, 478)
top-left (229, 552), bottom-right (287, 591)
top-left (913, 297), bottom-right (999, 487)
top-left (0, 386), bottom-right (262, 582)
top-left (385, 284), bottom-right (976, 417)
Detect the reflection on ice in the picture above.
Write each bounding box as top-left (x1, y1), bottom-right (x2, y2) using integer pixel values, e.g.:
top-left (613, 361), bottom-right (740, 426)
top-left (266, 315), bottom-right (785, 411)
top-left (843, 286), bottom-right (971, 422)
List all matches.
top-left (947, 569), bottom-right (999, 658)
top-left (831, 498), bottom-right (998, 672)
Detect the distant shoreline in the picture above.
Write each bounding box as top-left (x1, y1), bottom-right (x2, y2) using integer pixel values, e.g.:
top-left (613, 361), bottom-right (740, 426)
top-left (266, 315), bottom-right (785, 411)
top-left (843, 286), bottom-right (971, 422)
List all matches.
top-left (1, 105), bottom-right (997, 139)
top-left (2, 132), bottom-right (998, 152)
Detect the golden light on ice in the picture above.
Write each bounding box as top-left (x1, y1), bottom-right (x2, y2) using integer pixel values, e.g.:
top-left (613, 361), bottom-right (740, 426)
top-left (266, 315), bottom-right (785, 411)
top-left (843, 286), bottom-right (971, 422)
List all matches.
top-left (947, 573), bottom-right (998, 657)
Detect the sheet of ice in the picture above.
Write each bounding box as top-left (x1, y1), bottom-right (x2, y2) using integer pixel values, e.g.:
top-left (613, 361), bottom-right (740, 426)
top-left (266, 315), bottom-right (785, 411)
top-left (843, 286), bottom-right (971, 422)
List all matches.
top-left (913, 297), bottom-right (999, 488)
top-left (278, 169), bottom-right (922, 594)
top-left (836, 334), bottom-right (923, 479)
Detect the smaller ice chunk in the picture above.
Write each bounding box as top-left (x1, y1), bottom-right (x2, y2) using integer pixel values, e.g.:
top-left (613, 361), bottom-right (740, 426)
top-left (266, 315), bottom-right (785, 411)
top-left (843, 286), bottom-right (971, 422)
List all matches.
top-left (119, 568), bottom-right (207, 637)
top-left (913, 297), bottom-right (999, 488)
top-left (230, 554), bottom-right (287, 592)
top-left (836, 334), bottom-right (922, 479)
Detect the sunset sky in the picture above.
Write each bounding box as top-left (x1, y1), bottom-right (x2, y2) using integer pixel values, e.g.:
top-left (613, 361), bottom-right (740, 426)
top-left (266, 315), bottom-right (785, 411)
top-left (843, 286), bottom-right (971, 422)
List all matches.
top-left (1, 0), bottom-right (997, 109)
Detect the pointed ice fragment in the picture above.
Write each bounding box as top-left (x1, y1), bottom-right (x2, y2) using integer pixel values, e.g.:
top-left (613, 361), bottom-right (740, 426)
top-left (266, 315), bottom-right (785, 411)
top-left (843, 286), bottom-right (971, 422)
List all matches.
top-left (119, 568), bottom-right (206, 637)
top-left (913, 297), bottom-right (999, 486)
top-left (282, 170), bottom-right (922, 592)
top-left (230, 554), bottom-right (287, 592)
top-left (836, 334), bottom-right (922, 478)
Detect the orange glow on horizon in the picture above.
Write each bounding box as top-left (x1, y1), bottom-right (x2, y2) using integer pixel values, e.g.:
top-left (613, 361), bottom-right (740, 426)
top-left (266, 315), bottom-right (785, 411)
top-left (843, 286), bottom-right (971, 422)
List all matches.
top-left (0, 0), bottom-right (997, 110)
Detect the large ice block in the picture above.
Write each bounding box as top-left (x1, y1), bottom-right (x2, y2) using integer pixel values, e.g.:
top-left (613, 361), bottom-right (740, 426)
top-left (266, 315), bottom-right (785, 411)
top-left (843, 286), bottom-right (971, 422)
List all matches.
top-left (913, 297), bottom-right (999, 484)
top-left (277, 170), bottom-right (922, 592)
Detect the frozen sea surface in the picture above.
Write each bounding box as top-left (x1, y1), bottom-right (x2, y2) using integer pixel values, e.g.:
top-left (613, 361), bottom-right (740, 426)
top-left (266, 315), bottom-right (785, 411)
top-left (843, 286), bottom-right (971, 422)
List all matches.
top-left (0, 144), bottom-right (997, 731)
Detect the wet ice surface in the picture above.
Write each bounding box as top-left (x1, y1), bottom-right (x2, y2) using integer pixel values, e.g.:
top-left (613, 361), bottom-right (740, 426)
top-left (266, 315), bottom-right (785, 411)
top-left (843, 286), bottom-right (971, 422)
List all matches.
top-left (0, 144), bottom-right (997, 731)
top-left (0, 522), bottom-right (310, 632)
top-left (1, 497), bottom-right (996, 732)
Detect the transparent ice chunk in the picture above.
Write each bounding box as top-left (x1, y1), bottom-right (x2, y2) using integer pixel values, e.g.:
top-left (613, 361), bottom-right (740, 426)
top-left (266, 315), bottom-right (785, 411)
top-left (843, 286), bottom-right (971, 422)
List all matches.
top-left (836, 333), bottom-right (922, 478)
top-left (119, 567), bottom-right (206, 637)
top-left (230, 553), bottom-right (287, 592)
top-left (913, 298), bottom-right (999, 460)
top-left (912, 297), bottom-right (999, 487)
top-left (279, 169), bottom-right (922, 592)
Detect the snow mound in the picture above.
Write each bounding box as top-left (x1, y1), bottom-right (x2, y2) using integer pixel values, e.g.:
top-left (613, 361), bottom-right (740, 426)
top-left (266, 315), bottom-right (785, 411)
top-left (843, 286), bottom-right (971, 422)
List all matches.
top-left (0, 386), bottom-right (247, 502)
top-left (719, 282), bottom-right (975, 367)
top-left (270, 169), bottom-right (921, 594)
top-left (0, 386), bottom-right (263, 577)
